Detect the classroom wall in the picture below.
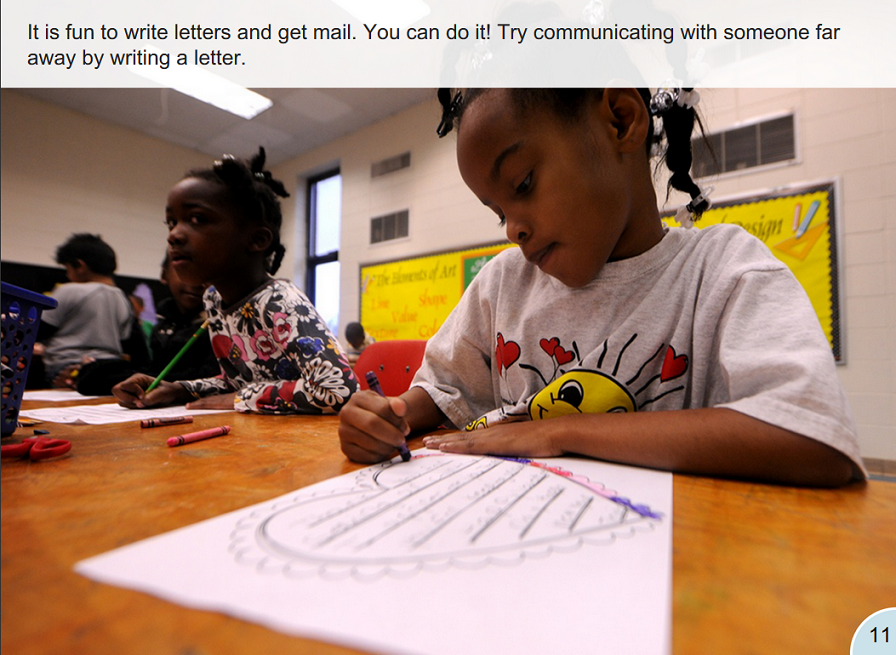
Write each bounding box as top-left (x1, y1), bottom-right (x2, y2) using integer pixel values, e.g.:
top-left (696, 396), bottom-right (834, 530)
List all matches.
top-left (277, 90), bottom-right (896, 461)
top-left (1, 88), bottom-right (893, 460)
top-left (0, 90), bottom-right (212, 277)
top-left (272, 95), bottom-right (494, 327)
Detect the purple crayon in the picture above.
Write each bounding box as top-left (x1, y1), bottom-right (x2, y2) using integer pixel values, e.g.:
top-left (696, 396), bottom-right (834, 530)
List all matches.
top-left (365, 371), bottom-right (411, 462)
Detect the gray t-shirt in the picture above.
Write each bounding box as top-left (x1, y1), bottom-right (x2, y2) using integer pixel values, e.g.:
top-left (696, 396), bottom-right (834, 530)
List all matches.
top-left (42, 282), bottom-right (134, 376)
top-left (412, 224), bottom-right (864, 478)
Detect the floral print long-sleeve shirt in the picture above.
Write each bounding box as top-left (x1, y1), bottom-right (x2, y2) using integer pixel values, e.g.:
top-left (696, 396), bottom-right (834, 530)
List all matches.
top-left (180, 279), bottom-right (359, 414)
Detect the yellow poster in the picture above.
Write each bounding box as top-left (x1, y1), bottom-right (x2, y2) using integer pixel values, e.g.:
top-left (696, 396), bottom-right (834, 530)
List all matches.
top-left (663, 181), bottom-right (842, 358)
top-left (360, 243), bottom-right (514, 341)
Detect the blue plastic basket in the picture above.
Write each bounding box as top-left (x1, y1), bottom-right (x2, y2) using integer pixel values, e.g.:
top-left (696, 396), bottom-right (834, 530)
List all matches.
top-left (2, 282), bottom-right (57, 436)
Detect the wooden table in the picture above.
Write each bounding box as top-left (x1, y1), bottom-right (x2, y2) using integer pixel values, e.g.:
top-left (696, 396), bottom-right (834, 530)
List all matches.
top-left (2, 399), bottom-right (894, 655)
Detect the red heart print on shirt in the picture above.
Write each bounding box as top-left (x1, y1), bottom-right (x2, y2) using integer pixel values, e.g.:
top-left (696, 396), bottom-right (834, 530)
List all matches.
top-left (661, 345), bottom-right (689, 382)
top-left (496, 333), bottom-right (520, 373)
top-left (540, 337), bottom-right (575, 365)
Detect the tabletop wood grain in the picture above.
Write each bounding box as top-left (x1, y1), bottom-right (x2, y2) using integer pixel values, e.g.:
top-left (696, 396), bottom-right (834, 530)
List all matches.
top-left (2, 398), bottom-right (893, 654)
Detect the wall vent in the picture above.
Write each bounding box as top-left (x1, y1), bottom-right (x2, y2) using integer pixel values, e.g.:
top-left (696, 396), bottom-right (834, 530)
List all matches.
top-left (692, 113), bottom-right (796, 178)
top-left (370, 210), bottom-right (409, 244)
top-left (371, 152), bottom-right (411, 178)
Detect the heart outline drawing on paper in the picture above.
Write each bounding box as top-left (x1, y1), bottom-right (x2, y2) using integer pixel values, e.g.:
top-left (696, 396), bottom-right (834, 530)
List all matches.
top-left (229, 455), bottom-right (660, 581)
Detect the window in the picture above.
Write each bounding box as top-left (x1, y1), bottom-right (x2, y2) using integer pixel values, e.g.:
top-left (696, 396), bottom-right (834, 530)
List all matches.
top-left (692, 113), bottom-right (796, 178)
top-left (306, 170), bottom-right (341, 337)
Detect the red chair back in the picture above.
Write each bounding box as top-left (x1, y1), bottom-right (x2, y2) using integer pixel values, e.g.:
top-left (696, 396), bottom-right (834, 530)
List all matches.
top-left (354, 340), bottom-right (427, 396)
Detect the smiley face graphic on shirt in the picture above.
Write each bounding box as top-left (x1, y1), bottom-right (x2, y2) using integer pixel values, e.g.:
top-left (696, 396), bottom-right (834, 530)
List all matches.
top-left (527, 369), bottom-right (636, 420)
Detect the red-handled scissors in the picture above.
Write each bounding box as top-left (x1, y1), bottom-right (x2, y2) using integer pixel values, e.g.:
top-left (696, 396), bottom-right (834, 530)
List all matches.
top-left (1, 436), bottom-right (72, 461)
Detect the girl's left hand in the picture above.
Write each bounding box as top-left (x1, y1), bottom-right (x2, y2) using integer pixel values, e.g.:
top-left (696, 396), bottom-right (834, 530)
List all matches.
top-left (422, 421), bottom-right (564, 459)
top-left (186, 392), bottom-right (236, 410)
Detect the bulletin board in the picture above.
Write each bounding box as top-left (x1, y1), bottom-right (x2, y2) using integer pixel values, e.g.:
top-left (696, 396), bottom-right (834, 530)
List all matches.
top-left (662, 180), bottom-right (843, 360)
top-left (359, 243), bottom-right (515, 341)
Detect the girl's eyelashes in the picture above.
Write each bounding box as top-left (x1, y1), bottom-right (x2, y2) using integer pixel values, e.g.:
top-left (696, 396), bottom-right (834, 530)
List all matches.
top-left (164, 213), bottom-right (208, 229)
top-left (484, 171), bottom-right (531, 229)
top-left (493, 172), bottom-right (531, 227)
top-left (489, 206), bottom-right (506, 227)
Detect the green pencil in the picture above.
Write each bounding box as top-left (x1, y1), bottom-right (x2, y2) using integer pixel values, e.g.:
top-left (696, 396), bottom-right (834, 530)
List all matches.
top-left (145, 319), bottom-right (210, 393)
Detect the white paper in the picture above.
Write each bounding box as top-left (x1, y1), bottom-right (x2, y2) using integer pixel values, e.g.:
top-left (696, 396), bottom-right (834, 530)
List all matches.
top-left (22, 390), bottom-right (101, 402)
top-left (76, 453), bottom-right (672, 655)
top-left (19, 404), bottom-right (232, 425)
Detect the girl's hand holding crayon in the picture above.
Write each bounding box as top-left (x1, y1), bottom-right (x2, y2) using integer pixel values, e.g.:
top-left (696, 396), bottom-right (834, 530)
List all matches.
top-left (338, 390), bottom-right (412, 464)
top-left (339, 387), bottom-right (446, 463)
top-left (112, 373), bottom-right (192, 409)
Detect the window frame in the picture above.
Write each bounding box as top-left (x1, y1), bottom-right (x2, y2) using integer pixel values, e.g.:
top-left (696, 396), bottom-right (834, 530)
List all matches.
top-left (305, 168), bottom-right (341, 306)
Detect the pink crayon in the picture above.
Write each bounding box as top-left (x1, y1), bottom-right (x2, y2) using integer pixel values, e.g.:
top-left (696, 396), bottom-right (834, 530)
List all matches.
top-left (166, 425), bottom-right (231, 447)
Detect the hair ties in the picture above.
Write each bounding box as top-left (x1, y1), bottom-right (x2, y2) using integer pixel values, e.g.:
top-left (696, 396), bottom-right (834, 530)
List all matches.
top-left (676, 89), bottom-right (700, 109)
top-left (649, 87), bottom-right (679, 116)
top-left (436, 90), bottom-right (464, 138)
top-left (209, 148), bottom-right (289, 198)
top-left (213, 154), bottom-right (236, 171)
top-left (675, 185), bottom-right (713, 229)
top-left (649, 86), bottom-right (700, 115)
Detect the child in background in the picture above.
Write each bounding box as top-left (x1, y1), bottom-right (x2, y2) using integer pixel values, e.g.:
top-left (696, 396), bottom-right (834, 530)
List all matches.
top-left (338, 88), bottom-right (864, 487)
top-left (147, 254), bottom-right (219, 382)
top-left (343, 321), bottom-right (376, 366)
top-left (113, 148), bottom-right (359, 414)
top-left (36, 233), bottom-right (139, 387)
top-left (75, 253), bottom-right (219, 395)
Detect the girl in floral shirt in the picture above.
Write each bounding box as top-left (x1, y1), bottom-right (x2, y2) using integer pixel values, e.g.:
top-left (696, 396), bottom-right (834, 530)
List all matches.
top-left (113, 148), bottom-right (359, 414)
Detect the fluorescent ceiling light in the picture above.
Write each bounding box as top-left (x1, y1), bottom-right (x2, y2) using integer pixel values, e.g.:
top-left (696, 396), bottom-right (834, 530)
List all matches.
top-left (128, 48), bottom-right (272, 119)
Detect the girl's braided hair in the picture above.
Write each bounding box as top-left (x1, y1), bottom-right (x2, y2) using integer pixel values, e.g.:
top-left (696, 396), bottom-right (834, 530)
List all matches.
top-left (437, 88), bottom-right (710, 219)
top-left (186, 147), bottom-right (290, 274)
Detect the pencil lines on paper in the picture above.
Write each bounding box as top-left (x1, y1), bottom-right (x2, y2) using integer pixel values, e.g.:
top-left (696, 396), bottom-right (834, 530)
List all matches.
top-left (228, 454), bottom-right (661, 581)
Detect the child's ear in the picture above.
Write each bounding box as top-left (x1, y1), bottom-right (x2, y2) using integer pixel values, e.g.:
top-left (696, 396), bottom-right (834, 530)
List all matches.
top-left (602, 88), bottom-right (650, 154)
top-left (70, 259), bottom-right (90, 281)
top-left (247, 226), bottom-right (274, 254)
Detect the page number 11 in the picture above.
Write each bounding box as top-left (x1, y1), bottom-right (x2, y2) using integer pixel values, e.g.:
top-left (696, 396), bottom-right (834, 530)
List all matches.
top-left (870, 626), bottom-right (889, 643)
top-left (852, 609), bottom-right (895, 654)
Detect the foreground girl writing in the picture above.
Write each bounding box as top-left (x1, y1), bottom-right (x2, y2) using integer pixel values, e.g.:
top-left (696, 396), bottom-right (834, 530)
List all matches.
top-left (338, 88), bottom-right (863, 486)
